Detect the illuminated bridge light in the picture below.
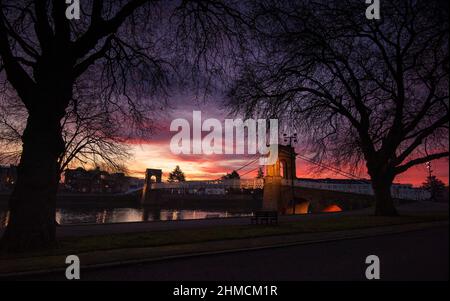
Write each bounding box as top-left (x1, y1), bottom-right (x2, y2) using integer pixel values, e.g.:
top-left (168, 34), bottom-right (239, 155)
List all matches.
top-left (322, 204), bottom-right (342, 213)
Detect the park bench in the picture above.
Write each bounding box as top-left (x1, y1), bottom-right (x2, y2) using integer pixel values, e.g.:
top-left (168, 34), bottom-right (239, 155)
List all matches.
top-left (251, 211), bottom-right (278, 225)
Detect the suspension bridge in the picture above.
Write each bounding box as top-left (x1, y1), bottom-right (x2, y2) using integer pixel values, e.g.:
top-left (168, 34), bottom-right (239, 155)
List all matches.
top-left (141, 144), bottom-right (430, 214)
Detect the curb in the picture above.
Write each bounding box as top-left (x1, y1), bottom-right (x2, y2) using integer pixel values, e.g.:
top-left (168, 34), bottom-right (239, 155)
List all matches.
top-left (1, 220), bottom-right (448, 279)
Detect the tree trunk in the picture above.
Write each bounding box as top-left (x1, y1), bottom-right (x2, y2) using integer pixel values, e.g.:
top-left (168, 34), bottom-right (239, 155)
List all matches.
top-left (372, 176), bottom-right (398, 216)
top-left (0, 108), bottom-right (65, 252)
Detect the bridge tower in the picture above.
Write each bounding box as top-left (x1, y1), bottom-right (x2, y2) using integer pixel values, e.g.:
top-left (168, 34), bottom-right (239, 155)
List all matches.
top-left (141, 168), bottom-right (162, 204)
top-left (263, 144), bottom-right (297, 213)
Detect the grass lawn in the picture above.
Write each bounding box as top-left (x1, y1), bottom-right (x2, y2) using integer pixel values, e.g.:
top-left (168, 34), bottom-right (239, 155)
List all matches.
top-left (0, 213), bottom-right (448, 275)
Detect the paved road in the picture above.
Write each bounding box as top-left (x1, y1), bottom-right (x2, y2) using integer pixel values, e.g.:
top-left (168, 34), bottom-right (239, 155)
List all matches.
top-left (20, 226), bottom-right (448, 281)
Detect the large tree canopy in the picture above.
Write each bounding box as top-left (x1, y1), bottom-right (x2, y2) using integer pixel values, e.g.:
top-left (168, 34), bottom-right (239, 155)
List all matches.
top-left (0, 0), bottom-right (246, 251)
top-left (228, 0), bottom-right (449, 215)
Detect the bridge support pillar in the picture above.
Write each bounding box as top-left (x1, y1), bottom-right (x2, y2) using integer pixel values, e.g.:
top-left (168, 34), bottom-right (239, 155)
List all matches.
top-left (141, 168), bottom-right (162, 204)
top-left (262, 144), bottom-right (297, 213)
top-left (263, 176), bottom-right (283, 211)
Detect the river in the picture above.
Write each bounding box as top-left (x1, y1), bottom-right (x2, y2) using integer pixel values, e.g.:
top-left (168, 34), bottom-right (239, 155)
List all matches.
top-left (0, 207), bottom-right (254, 230)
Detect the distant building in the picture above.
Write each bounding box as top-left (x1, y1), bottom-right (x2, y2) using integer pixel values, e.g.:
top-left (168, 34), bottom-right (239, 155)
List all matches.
top-left (63, 167), bottom-right (143, 193)
top-left (0, 165), bottom-right (17, 191)
top-left (296, 178), bottom-right (431, 201)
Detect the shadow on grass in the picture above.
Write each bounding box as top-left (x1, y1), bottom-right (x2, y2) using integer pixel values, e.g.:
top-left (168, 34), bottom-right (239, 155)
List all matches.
top-left (1, 213), bottom-right (448, 260)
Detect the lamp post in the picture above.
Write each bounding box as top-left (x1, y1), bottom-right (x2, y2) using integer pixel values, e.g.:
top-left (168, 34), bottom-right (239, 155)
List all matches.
top-left (426, 161), bottom-right (434, 201)
top-left (426, 161), bottom-right (433, 179)
top-left (283, 133), bottom-right (297, 214)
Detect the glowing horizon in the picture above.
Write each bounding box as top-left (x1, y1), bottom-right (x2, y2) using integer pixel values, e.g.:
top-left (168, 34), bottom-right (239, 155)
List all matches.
top-left (104, 97), bottom-right (450, 187)
top-left (126, 140), bottom-right (449, 187)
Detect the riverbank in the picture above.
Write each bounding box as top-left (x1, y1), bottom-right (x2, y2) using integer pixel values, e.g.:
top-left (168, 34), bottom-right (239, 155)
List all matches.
top-left (0, 206), bottom-right (448, 277)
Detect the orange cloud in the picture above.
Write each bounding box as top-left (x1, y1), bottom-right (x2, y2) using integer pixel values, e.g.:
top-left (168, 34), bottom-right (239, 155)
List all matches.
top-left (127, 141), bottom-right (259, 180)
top-left (127, 138), bottom-right (449, 187)
top-left (123, 99), bottom-right (449, 187)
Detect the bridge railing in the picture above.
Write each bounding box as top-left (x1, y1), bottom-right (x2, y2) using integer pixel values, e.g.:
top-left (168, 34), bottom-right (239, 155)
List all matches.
top-left (283, 179), bottom-right (430, 201)
top-left (149, 178), bottom-right (429, 200)
top-left (151, 179), bottom-right (264, 190)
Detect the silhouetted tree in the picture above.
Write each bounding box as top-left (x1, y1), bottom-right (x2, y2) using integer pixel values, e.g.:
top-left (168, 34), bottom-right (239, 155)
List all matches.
top-left (229, 0), bottom-right (449, 216)
top-left (0, 0), bottom-right (247, 251)
top-left (0, 93), bottom-right (130, 173)
top-left (422, 176), bottom-right (446, 202)
top-left (168, 165), bottom-right (186, 182)
top-left (222, 170), bottom-right (240, 180)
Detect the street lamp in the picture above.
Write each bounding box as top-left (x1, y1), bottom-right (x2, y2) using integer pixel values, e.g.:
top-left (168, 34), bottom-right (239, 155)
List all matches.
top-left (283, 133), bottom-right (298, 146)
top-left (426, 161), bottom-right (433, 179)
top-left (283, 132), bottom-right (298, 214)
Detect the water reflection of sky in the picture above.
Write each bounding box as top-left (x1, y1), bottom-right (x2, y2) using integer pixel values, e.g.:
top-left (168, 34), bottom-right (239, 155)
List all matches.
top-left (0, 208), bottom-right (252, 229)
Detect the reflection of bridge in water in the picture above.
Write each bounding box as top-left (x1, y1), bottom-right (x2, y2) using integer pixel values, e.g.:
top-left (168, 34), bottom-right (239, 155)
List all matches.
top-left (142, 145), bottom-right (430, 214)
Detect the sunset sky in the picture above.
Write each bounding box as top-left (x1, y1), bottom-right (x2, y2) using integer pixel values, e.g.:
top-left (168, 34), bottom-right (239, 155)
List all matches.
top-left (125, 94), bottom-right (449, 187)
